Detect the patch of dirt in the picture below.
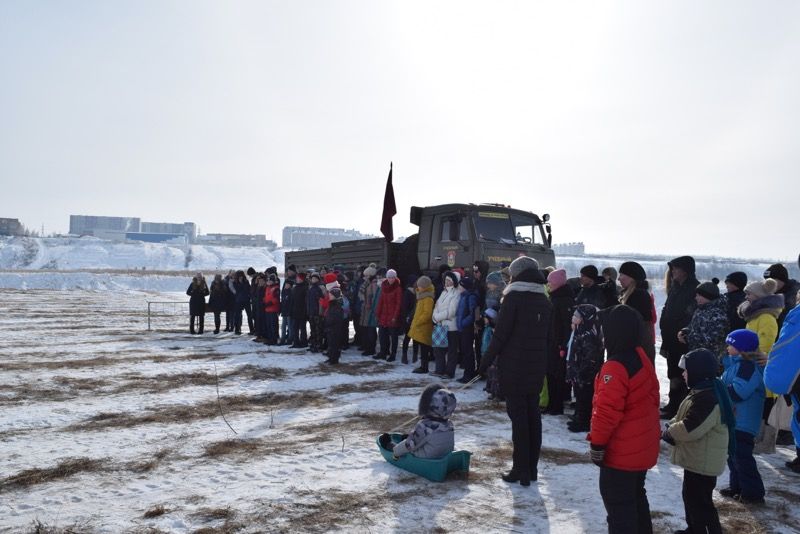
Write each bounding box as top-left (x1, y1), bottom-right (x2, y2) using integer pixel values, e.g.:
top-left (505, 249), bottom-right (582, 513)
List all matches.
top-left (125, 447), bottom-right (173, 473)
top-left (0, 352), bottom-right (225, 372)
top-left (110, 366), bottom-right (284, 395)
top-left (0, 457), bottom-right (108, 491)
top-left (143, 504), bottom-right (169, 518)
top-left (297, 359), bottom-right (386, 377)
top-left (202, 435), bottom-right (320, 461)
top-left (26, 518), bottom-right (95, 534)
top-left (191, 507), bottom-right (235, 522)
top-left (328, 378), bottom-right (422, 396)
top-left (65, 391), bottom-right (329, 432)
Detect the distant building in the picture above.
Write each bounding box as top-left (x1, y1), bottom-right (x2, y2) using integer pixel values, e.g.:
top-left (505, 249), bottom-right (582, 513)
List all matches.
top-left (70, 215), bottom-right (141, 238)
top-left (282, 226), bottom-right (373, 249)
top-left (196, 233), bottom-right (277, 250)
top-left (141, 221), bottom-right (197, 243)
top-left (0, 218), bottom-right (23, 236)
top-left (553, 242), bottom-right (586, 256)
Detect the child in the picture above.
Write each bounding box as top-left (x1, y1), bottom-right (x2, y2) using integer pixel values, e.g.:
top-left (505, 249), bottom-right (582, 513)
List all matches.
top-left (663, 348), bottom-right (735, 534)
top-left (565, 304), bottom-right (603, 433)
top-left (379, 383), bottom-right (456, 459)
top-left (720, 329), bottom-right (766, 503)
top-left (482, 308), bottom-right (503, 400)
top-left (262, 274), bottom-right (281, 345)
top-left (324, 287), bottom-right (345, 365)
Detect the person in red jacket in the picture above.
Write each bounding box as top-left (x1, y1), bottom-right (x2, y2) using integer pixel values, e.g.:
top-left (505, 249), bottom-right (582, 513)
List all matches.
top-left (262, 274), bottom-right (281, 345)
top-left (376, 269), bottom-right (404, 362)
top-left (588, 304), bottom-right (661, 534)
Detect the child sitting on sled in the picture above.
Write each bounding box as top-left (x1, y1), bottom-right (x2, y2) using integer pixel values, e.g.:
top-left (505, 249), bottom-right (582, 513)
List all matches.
top-left (379, 383), bottom-right (457, 459)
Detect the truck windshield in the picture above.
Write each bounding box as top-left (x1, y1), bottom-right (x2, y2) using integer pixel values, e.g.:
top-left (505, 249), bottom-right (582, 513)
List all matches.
top-left (474, 212), bottom-right (515, 244)
top-left (510, 213), bottom-right (544, 245)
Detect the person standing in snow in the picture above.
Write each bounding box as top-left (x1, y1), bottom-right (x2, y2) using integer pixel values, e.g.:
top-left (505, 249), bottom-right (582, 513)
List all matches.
top-left (431, 271), bottom-right (460, 378)
top-left (289, 272), bottom-right (309, 348)
top-left (565, 304), bottom-right (604, 433)
top-left (763, 263), bottom-right (800, 328)
top-left (588, 304), bottom-right (660, 533)
top-left (618, 261), bottom-right (657, 361)
top-left (544, 268), bottom-right (575, 415)
top-left (659, 256), bottom-right (700, 419)
top-left (478, 257), bottom-right (552, 487)
top-left (409, 276), bottom-right (435, 374)
top-left (208, 273), bottom-right (228, 335)
top-left (186, 272), bottom-right (209, 335)
top-left (376, 269), bottom-right (403, 362)
top-left (678, 279), bottom-right (729, 357)
top-left (723, 272), bottom-right (748, 332)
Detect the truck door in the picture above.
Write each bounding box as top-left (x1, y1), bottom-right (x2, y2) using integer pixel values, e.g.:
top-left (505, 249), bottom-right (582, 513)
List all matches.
top-left (431, 214), bottom-right (470, 270)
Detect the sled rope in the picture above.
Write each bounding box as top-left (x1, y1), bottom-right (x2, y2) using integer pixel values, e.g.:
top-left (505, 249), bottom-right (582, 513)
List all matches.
top-left (213, 362), bottom-right (238, 435)
top-left (389, 375), bottom-right (482, 433)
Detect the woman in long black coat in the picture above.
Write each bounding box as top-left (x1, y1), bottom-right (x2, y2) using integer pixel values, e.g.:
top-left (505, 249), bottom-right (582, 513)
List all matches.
top-left (186, 272), bottom-right (209, 334)
top-left (479, 256), bottom-right (552, 486)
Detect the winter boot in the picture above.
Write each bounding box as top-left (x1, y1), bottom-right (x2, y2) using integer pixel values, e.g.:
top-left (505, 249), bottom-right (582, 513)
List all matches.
top-left (412, 361), bottom-right (429, 374)
top-left (401, 348), bottom-right (409, 364)
top-left (412, 344), bottom-right (419, 363)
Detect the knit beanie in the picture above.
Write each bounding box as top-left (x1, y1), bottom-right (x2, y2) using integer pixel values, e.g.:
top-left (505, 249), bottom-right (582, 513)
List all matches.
top-left (287, 264), bottom-right (297, 274)
top-left (459, 277), bottom-right (474, 291)
top-left (680, 349), bottom-right (718, 388)
top-left (580, 265), bottom-right (599, 279)
top-left (764, 264), bottom-right (789, 284)
top-left (386, 269), bottom-right (398, 279)
top-left (547, 269), bottom-right (568, 291)
top-left (486, 271), bottom-right (504, 287)
top-left (619, 261), bottom-right (647, 282)
top-left (416, 275), bottom-right (432, 289)
top-left (724, 272), bottom-right (748, 291)
top-left (310, 272), bottom-right (320, 282)
top-left (725, 329), bottom-right (759, 353)
top-left (324, 273), bottom-right (339, 291)
top-left (696, 278), bottom-right (721, 300)
top-left (509, 256), bottom-right (540, 279)
top-left (363, 263), bottom-right (377, 278)
top-left (744, 278), bottom-right (778, 299)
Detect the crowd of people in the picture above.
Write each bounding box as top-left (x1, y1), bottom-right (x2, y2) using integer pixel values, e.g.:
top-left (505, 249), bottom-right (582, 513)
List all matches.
top-left (186, 253), bottom-right (800, 534)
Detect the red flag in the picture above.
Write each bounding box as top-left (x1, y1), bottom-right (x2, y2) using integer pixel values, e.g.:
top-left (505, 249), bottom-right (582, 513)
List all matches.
top-left (380, 162), bottom-right (397, 242)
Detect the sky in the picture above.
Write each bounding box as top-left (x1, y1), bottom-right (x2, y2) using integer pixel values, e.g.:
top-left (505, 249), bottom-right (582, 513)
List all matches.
top-left (1, 1), bottom-right (798, 260)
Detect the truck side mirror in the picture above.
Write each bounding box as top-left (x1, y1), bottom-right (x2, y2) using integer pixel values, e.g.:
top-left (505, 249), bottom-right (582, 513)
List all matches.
top-left (545, 223), bottom-right (552, 247)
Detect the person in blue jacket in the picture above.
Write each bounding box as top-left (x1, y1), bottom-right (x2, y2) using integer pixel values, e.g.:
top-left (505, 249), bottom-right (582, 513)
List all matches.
top-left (720, 329), bottom-right (766, 503)
top-left (455, 277), bottom-right (478, 383)
top-left (764, 263), bottom-right (800, 473)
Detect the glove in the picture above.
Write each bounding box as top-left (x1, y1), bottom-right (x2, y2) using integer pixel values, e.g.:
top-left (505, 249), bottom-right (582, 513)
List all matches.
top-left (589, 445), bottom-right (605, 467)
top-left (661, 425), bottom-right (675, 446)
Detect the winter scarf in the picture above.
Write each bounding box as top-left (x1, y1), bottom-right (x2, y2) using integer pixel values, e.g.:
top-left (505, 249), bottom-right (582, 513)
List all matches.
top-left (502, 281), bottom-right (546, 296)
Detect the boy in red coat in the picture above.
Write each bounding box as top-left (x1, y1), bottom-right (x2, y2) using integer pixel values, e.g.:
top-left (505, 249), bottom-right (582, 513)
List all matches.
top-left (588, 304), bottom-right (661, 534)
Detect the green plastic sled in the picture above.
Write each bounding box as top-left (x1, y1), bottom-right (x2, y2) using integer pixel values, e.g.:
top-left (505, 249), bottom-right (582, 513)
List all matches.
top-left (376, 433), bottom-right (472, 482)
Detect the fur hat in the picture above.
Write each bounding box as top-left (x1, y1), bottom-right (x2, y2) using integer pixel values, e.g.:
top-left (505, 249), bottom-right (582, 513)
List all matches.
top-left (619, 261), bottom-right (647, 282)
top-left (363, 263), bottom-right (377, 278)
top-left (459, 277), bottom-right (474, 291)
top-left (726, 329), bottom-right (759, 353)
top-left (509, 256), bottom-right (540, 279)
top-left (696, 278), bottom-right (721, 300)
top-left (724, 271), bottom-right (748, 291)
top-left (580, 265), bottom-right (599, 279)
top-left (764, 264), bottom-right (789, 283)
top-left (386, 269), bottom-right (398, 279)
top-left (547, 268), bottom-right (568, 291)
top-left (416, 275), bottom-right (432, 289)
top-left (444, 271), bottom-right (459, 288)
top-left (745, 278), bottom-right (778, 299)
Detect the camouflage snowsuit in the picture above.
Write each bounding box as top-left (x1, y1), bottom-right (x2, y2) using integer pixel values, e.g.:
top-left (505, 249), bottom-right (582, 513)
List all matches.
top-left (684, 297), bottom-right (729, 356)
top-left (393, 384), bottom-right (457, 459)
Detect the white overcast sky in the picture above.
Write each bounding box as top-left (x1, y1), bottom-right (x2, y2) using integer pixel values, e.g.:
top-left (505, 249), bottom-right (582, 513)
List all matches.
top-left (1, 1), bottom-right (798, 260)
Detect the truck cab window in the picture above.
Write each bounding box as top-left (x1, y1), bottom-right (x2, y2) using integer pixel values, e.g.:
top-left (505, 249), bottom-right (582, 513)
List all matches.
top-left (440, 218), bottom-right (468, 242)
top-left (474, 212), bottom-right (515, 243)
top-left (510, 214), bottom-right (545, 245)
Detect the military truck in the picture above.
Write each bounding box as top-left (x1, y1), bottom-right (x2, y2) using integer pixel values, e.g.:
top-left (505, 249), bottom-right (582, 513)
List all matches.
top-left (284, 203), bottom-right (555, 279)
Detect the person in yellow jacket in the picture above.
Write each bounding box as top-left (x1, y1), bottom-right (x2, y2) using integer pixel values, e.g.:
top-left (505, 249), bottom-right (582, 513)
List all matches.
top-left (410, 276), bottom-right (436, 374)
top-left (738, 278), bottom-right (785, 453)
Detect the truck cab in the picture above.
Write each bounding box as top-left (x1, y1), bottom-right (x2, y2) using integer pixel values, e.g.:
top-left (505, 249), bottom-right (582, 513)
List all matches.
top-left (411, 203), bottom-right (555, 273)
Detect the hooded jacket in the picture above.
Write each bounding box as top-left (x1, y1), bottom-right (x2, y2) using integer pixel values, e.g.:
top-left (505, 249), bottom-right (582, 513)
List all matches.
top-left (739, 294), bottom-right (785, 354)
top-left (392, 384), bottom-right (456, 459)
top-left (660, 257), bottom-right (700, 359)
top-left (432, 286), bottom-right (460, 332)
top-left (764, 305), bottom-right (800, 395)
top-left (186, 279), bottom-right (209, 315)
top-left (685, 297), bottom-right (729, 355)
top-left (409, 284), bottom-right (435, 345)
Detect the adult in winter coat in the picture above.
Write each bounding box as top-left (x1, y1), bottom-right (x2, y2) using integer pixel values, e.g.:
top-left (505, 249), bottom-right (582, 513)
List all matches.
top-left (186, 272), bottom-right (209, 335)
top-left (208, 274), bottom-right (228, 334)
top-left (678, 279), bottom-right (729, 356)
top-left (618, 261), bottom-right (657, 361)
top-left (432, 271), bottom-right (461, 378)
top-left (663, 349), bottom-right (734, 534)
top-left (545, 268), bottom-right (576, 415)
top-left (251, 274), bottom-right (268, 340)
top-left (379, 383), bottom-right (457, 459)
top-left (478, 257), bottom-right (552, 487)
top-left (588, 304), bottom-right (660, 534)
top-left (359, 267), bottom-right (381, 356)
top-left (376, 269), bottom-right (403, 361)
top-left (575, 265), bottom-right (610, 309)
top-left (455, 277), bottom-right (479, 383)
top-left (724, 272), bottom-right (748, 332)
top-left (764, 279), bottom-right (800, 472)
top-left (279, 279), bottom-right (294, 345)
top-left (231, 270), bottom-right (251, 335)
top-left (763, 263), bottom-right (800, 328)
top-left (659, 255), bottom-right (700, 419)
top-left (290, 273), bottom-right (309, 348)
top-left (306, 273), bottom-right (325, 352)
top-left (410, 276), bottom-right (435, 374)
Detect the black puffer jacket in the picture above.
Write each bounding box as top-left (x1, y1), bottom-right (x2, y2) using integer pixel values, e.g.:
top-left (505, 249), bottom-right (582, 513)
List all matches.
top-left (186, 280), bottom-right (209, 315)
top-left (479, 268), bottom-right (552, 396)
top-left (291, 279), bottom-right (309, 321)
top-left (660, 257), bottom-right (700, 360)
top-left (549, 284), bottom-right (575, 353)
top-left (724, 290), bottom-right (746, 331)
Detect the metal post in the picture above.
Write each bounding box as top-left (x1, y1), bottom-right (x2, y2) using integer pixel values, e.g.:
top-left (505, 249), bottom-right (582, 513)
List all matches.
top-left (147, 301), bottom-right (151, 331)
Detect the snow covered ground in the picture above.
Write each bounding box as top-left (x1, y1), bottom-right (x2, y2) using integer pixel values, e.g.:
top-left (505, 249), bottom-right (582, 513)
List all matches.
top-left (1, 289), bottom-right (798, 533)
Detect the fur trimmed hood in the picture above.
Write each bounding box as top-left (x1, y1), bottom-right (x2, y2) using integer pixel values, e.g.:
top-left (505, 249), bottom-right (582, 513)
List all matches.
top-left (738, 293), bottom-right (785, 321)
top-left (418, 383), bottom-right (457, 420)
